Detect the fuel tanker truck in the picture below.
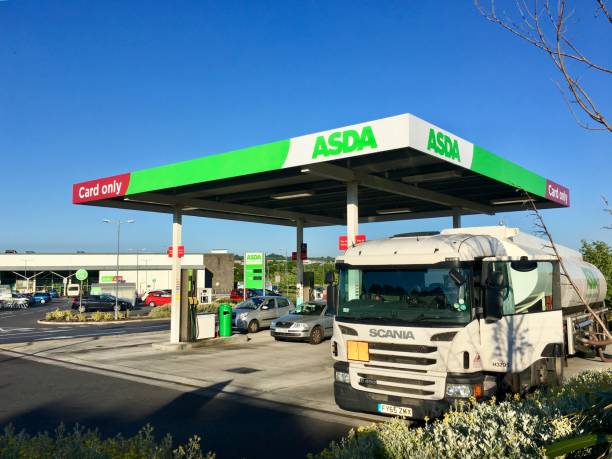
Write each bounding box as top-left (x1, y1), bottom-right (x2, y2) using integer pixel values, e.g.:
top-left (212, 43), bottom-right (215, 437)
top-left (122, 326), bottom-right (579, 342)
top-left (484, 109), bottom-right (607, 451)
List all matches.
top-left (331, 226), bottom-right (607, 418)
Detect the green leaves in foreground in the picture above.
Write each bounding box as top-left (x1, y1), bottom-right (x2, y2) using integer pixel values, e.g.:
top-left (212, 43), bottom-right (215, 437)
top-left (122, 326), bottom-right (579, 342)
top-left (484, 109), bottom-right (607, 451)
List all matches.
top-left (0, 423), bottom-right (214, 459)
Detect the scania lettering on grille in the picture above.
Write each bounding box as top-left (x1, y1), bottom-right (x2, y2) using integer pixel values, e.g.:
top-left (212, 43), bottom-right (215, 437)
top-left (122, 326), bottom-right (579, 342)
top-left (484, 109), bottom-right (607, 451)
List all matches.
top-left (369, 329), bottom-right (415, 339)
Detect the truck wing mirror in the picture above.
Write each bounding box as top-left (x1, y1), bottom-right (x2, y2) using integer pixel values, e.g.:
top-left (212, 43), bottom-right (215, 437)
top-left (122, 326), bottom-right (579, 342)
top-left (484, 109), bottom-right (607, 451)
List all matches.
top-left (448, 268), bottom-right (466, 286)
top-left (510, 259), bottom-right (537, 272)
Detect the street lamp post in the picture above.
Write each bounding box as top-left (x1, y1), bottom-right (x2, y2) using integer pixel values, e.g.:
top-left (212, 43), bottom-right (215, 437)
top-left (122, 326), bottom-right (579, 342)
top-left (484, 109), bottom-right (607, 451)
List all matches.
top-left (279, 248), bottom-right (288, 295)
top-left (129, 248), bottom-right (146, 298)
top-left (104, 218), bottom-right (134, 319)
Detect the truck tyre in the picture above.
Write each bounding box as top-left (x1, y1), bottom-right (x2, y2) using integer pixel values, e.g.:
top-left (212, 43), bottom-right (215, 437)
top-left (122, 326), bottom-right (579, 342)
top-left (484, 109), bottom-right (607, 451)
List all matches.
top-left (309, 326), bottom-right (323, 345)
top-left (547, 357), bottom-right (564, 386)
top-left (248, 320), bottom-right (260, 334)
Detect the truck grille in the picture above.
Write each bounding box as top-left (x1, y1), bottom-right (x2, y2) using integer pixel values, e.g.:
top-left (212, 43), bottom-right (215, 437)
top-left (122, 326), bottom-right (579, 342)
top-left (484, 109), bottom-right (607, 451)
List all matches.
top-left (349, 366), bottom-right (444, 400)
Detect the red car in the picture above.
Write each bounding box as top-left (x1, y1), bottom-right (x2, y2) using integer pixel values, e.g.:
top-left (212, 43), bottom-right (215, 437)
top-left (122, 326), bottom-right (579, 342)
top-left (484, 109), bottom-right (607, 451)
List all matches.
top-left (143, 290), bottom-right (171, 307)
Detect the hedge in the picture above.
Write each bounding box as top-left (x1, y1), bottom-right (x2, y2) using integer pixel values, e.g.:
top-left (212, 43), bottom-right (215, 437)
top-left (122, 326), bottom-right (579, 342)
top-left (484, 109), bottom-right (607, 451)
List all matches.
top-left (311, 369), bottom-right (611, 459)
top-left (0, 424), bottom-right (214, 458)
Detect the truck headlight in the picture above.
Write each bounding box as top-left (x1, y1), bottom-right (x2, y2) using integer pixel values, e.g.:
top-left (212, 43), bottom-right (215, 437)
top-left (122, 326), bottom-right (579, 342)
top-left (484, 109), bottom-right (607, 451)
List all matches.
top-left (445, 383), bottom-right (472, 398)
top-left (335, 371), bottom-right (350, 384)
top-left (290, 323), bottom-right (309, 330)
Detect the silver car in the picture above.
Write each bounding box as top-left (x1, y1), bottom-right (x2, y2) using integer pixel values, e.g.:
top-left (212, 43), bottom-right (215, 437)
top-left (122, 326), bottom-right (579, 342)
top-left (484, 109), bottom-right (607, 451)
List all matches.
top-left (270, 300), bottom-right (334, 345)
top-left (232, 296), bottom-right (292, 333)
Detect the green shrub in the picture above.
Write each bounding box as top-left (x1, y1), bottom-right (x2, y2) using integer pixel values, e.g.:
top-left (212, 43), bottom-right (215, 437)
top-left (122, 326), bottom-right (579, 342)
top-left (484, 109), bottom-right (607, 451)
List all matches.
top-left (0, 423), bottom-right (214, 458)
top-left (311, 369), bottom-right (612, 459)
top-left (102, 312), bottom-right (114, 321)
top-left (148, 304), bottom-right (171, 319)
top-left (197, 303), bottom-right (219, 314)
top-left (91, 311), bottom-right (104, 322)
top-left (76, 313), bottom-right (87, 322)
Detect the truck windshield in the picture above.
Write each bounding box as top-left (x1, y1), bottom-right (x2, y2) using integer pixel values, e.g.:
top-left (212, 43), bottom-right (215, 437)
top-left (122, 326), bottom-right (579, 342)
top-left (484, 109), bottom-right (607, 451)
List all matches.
top-left (337, 267), bottom-right (472, 325)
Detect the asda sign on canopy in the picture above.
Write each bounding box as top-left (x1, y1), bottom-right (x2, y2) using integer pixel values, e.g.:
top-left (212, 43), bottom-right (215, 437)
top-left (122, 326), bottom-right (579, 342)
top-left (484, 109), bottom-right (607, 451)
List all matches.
top-left (312, 126), bottom-right (377, 159)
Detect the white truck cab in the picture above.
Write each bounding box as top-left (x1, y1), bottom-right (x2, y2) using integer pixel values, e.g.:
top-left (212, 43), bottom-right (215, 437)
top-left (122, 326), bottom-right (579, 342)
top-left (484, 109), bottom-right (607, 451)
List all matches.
top-left (331, 226), bottom-right (607, 419)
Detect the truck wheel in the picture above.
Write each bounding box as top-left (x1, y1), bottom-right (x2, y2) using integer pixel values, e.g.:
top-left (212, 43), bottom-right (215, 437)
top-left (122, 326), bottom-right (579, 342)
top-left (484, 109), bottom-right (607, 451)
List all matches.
top-left (547, 357), bottom-right (564, 386)
top-left (309, 326), bottom-right (323, 345)
top-left (247, 320), bottom-right (260, 334)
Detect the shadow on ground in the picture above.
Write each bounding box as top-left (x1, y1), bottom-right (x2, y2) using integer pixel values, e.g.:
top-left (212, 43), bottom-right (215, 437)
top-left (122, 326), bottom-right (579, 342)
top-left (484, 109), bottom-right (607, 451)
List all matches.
top-left (0, 355), bottom-right (349, 459)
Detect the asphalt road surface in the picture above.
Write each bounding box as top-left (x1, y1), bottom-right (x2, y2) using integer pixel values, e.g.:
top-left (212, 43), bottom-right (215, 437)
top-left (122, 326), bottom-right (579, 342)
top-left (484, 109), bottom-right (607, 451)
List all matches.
top-left (0, 355), bottom-right (349, 459)
top-left (0, 299), bottom-right (169, 344)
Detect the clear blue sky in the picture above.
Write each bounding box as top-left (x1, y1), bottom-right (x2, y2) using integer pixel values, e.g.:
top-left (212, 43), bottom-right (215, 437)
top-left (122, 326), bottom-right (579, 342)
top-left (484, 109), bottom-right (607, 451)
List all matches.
top-left (1, 0), bottom-right (610, 256)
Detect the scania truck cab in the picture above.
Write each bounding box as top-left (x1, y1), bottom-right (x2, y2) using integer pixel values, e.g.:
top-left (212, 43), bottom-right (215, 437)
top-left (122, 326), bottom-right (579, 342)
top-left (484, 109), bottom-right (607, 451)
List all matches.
top-left (331, 226), bottom-right (607, 419)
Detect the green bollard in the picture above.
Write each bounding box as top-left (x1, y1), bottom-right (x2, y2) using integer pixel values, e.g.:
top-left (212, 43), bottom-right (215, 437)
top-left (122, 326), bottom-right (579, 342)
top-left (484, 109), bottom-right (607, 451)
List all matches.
top-left (218, 303), bottom-right (232, 337)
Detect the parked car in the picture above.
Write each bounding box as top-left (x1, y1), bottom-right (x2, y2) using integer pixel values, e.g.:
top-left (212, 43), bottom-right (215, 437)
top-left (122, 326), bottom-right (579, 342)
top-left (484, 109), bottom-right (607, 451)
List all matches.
top-left (143, 290), bottom-right (172, 307)
top-left (71, 294), bottom-right (132, 312)
top-left (48, 289), bottom-right (60, 298)
top-left (230, 288), bottom-right (255, 301)
top-left (270, 300), bottom-right (333, 345)
top-left (32, 292), bottom-right (52, 304)
top-left (232, 296), bottom-right (292, 333)
top-left (66, 284), bottom-right (80, 297)
top-left (10, 293), bottom-right (32, 308)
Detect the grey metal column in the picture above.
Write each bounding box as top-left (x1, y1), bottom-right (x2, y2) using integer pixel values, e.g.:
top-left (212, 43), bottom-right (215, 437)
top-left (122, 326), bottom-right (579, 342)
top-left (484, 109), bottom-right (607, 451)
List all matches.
top-left (452, 211), bottom-right (462, 229)
top-left (170, 207), bottom-right (182, 344)
top-left (296, 219), bottom-right (304, 305)
top-left (347, 181), bottom-right (359, 245)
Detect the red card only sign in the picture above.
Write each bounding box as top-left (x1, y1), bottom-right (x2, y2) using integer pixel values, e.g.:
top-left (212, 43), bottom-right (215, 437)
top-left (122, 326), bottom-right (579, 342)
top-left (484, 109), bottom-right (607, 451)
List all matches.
top-left (339, 235), bottom-right (366, 250)
top-left (73, 173), bottom-right (131, 204)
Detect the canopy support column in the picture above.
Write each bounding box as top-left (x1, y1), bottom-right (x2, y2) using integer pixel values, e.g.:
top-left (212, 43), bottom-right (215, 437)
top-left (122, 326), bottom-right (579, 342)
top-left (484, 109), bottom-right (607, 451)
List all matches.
top-left (452, 211), bottom-right (462, 229)
top-left (347, 181), bottom-right (359, 245)
top-left (170, 207), bottom-right (182, 344)
top-left (296, 219), bottom-right (304, 306)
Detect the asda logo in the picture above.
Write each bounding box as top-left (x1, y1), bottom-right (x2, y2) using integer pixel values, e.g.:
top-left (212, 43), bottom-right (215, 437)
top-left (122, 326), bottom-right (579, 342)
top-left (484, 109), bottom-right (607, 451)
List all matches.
top-left (246, 254), bottom-right (262, 261)
top-left (312, 126), bottom-right (377, 159)
top-left (427, 128), bottom-right (460, 161)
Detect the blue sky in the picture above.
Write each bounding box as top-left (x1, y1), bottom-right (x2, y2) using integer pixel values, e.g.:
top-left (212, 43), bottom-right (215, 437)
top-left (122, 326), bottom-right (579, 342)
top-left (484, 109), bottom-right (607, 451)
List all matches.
top-left (1, 0), bottom-right (610, 256)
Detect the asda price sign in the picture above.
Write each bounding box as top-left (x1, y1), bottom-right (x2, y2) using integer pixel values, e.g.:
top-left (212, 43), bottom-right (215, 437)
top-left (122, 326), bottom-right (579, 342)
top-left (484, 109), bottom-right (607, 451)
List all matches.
top-left (244, 252), bottom-right (265, 290)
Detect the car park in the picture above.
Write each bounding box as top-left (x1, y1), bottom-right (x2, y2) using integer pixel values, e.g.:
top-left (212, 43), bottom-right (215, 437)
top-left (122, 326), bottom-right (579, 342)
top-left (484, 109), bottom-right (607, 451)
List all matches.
top-left (270, 300), bottom-right (333, 345)
top-left (232, 296), bottom-right (292, 333)
top-left (143, 290), bottom-right (171, 307)
top-left (71, 294), bottom-right (132, 312)
top-left (32, 292), bottom-right (52, 304)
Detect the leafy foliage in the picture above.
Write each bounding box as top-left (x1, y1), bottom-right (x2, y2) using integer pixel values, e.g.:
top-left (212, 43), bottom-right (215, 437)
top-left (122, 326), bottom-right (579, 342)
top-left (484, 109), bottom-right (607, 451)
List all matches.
top-left (0, 423), bottom-right (214, 458)
top-left (311, 369), bottom-right (611, 459)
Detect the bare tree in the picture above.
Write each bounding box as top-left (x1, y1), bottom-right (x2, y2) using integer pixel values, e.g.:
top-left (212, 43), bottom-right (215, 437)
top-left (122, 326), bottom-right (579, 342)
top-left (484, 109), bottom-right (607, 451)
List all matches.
top-left (475, 0), bottom-right (612, 132)
top-left (603, 195), bottom-right (612, 229)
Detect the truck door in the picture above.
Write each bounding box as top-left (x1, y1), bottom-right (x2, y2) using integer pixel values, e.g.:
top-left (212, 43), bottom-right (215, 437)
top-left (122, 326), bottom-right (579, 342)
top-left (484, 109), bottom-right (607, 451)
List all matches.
top-left (479, 259), bottom-right (563, 373)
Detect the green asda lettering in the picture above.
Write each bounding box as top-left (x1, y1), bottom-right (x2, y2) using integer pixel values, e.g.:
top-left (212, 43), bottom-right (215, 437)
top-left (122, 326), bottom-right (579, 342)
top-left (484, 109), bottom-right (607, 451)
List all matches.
top-left (312, 126), bottom-right (377, 159)
top-left (427, 128), bottom-right (460, 161)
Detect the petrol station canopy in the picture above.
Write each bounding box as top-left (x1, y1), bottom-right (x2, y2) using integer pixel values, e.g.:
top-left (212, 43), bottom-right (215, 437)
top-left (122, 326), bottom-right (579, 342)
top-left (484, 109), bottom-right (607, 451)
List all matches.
top-left (72, 113), bottom-right (570, 227)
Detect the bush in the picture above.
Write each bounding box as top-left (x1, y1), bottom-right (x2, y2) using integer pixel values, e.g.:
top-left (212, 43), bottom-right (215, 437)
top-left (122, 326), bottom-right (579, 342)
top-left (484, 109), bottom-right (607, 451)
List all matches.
top-left (311, 369), bottom-right (612, 459)
top-left (102, 312), bottom-right (114, 321)
top-left (0, 423), bottom-right (214, 458)
top-left (148, 304), bottom-right (171, 319)
top-left (45, 309), bottom-right (76, 322)
top-left (89, 311), bottom-right (102, 321)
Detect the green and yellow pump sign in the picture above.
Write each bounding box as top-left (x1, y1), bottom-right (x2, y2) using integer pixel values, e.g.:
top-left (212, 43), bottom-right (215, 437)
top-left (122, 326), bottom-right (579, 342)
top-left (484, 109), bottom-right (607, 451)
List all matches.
top-left (244, 252), bottom-right (265, 290)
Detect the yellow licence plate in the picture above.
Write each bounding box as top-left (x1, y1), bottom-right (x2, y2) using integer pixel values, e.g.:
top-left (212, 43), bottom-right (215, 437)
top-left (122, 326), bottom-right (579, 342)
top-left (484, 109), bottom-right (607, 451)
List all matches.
top-left (377, 403), bottom-right (413, 417)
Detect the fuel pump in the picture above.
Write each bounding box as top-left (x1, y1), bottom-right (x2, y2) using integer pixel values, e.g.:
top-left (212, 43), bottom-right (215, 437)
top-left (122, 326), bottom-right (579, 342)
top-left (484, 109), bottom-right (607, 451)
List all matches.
top-left (179, 269), bottom-right (199, 342)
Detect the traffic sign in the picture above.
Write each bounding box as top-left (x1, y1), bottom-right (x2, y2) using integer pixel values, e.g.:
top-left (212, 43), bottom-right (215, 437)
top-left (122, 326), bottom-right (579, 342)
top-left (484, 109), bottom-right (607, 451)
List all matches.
top-left (75, 269), bottom-right (88, 281)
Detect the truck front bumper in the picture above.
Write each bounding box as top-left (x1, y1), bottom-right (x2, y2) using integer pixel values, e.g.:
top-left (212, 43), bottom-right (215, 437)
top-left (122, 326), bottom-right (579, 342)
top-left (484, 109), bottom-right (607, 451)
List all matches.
top-left (333, 361), bottom-right (489, 419)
